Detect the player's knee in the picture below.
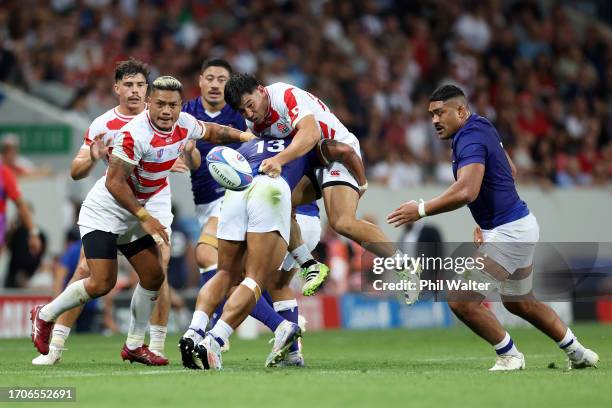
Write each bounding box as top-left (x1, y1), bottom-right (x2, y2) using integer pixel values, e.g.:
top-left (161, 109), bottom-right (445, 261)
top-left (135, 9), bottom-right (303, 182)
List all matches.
top-left (73, 262), bottom-right (90, 281)
top-left (196, 244), bottom-right (217, 268)
top-left (329, 215), bottom-right (356, 236)
top-left (504, 300), bottom-right (536, 316)
top-left (88, 275), bottom-right (116, 297)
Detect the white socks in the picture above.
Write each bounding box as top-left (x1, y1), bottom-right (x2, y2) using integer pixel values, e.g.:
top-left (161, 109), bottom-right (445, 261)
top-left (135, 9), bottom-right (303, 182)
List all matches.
top-left (49, 324), bottom-right (71, 349)
top-left (126, 284), bottom-right (158, 350)
top-left (184, 311), bottom-right (210, 344)
top-left (40, 280), bottom-right (91, 322)
top-left (558, 327), bottom-right (585, 357)
top-left (493, 332), bottom-right (521, 357)
top-left (291, 244), bottom-right (314, 267)
top-left (149, 325), bottom-right (167, 354)
top-left (209, 319), bottom-right (234, 346)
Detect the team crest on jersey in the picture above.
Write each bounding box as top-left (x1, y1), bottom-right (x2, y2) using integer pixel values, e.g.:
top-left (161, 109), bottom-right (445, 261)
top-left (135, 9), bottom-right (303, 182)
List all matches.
top-left (178, 142), bottom-right (185, 153)
top-left (277, 122), bottom-right (290, 134)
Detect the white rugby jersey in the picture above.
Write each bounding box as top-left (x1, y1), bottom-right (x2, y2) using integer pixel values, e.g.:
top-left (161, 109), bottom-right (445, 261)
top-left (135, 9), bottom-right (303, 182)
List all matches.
top-left (247, 82), bottom-right (357, 145)
top-left (109, 111), bottom-right (205, 200)
top-left (81, 106), bottom-right (143, 163)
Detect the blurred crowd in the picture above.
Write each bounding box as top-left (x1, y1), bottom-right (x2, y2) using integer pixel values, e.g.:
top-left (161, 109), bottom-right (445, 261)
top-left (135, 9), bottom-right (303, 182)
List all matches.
top-left (1, 0), bottom-right (611, 189)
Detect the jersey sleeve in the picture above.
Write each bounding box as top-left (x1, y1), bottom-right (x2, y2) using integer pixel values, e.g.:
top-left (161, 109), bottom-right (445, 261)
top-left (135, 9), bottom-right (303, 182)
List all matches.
top-left (81, 119), bottom-right (104, 149)
top-left (112, 130), bottom-right (148, 165)
top-left (2, 165), bottom-right (22, 201)
top-left (182, 113), bottom-right (205, 140)
top-left (283, 88), bottom-right (314, 128)
top-left (456, 136), bottom-right (487, 170)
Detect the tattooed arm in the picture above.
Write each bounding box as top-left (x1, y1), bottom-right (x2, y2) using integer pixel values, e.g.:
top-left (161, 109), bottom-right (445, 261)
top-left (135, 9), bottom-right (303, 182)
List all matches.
top-left (105, 155), bottom-right (169, 244)
top-left (202, 122), bottom-right (255, 144)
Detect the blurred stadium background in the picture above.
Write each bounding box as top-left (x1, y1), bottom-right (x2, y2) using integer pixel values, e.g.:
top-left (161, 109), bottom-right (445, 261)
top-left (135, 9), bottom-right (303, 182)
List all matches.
top-left (0, 0), bottom-right (610, 350)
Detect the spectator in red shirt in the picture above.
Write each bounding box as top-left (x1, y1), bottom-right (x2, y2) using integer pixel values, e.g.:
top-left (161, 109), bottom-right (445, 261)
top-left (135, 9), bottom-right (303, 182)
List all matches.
top-left (0, 161), bottom-right (42, 254)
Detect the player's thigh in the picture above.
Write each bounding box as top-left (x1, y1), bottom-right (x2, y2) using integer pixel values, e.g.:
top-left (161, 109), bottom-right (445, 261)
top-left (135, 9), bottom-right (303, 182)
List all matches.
top-left (322, 184), bottom-right (359, 224)
top-left (245, 231), bottom-right (288, 287)
top-left (500, 265), bottom-right (534, 300)
top-left (292, 174), bottom-right (320, 207)
top-left (81, 229), bottom-right (119, 289)
top-left (121, 236), bottom-right (164, 285)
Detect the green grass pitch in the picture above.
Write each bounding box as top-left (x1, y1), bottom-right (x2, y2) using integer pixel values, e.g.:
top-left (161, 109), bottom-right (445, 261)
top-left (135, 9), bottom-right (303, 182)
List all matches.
top-left (1, 324), bottom-right (610, 408)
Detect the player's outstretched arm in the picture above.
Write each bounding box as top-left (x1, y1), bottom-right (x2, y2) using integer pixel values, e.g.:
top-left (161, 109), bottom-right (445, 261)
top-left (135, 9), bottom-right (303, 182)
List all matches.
top-left (318, 139), bottom-right (367, 195)
top-left (387, 163), bottom-right (485, 227)
top-left (105, 155), bottom-right (169, 244)
top-left (202, 122), bottom-right (254, 144)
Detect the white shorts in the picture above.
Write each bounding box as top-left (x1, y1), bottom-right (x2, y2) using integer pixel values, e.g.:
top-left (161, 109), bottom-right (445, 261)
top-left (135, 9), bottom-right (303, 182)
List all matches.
top-left (217, 175), bottom-right (291, 244)
top-left (195, 196), bottom-right (223, 229)
top-left (315, 137), bottom-right (361, 191)
top-left (462, 212), bottom-right (539, 296)
top-left (281, 213), bottom-right (322, 270)
top-left (78, 177), bottom-right (173, 244)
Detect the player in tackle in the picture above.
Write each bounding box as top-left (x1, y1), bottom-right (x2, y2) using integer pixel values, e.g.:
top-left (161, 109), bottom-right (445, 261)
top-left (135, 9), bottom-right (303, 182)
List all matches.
top-left (387, 84), bottom-right (599, 371)
top-left (185, 135), bottom-right (368, 370)
top-left (224, 73), bottom-right (420, 302)
top-left (30, 76), bottom-right (254, 365)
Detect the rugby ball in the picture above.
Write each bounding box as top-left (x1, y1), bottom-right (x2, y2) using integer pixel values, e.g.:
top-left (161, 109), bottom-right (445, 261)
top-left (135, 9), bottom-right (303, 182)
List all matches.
top-left (206, 146), bottom-right (253, 191)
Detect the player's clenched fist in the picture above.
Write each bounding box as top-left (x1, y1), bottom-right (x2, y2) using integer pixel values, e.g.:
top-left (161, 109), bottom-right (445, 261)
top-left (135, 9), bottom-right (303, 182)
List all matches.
top-left (259, 157), bottom-right (282, 178)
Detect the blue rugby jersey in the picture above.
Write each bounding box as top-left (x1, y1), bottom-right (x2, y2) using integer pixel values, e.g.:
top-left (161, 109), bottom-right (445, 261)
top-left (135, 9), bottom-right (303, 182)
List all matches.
top-left (451, 114), bottom-right (529, 230)
top-left (237, 137), bottom-right (316, 191)
top-left (182, 97), bottom-right (247, 205)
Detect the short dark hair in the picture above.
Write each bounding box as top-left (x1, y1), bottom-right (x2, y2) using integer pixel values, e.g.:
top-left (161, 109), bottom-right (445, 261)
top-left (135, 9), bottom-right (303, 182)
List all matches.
top-left (429, 85), bottom-right (466, 102)
top-left (201, 58), bottom-right (233, 75)
top-left (114, 58), bottom-right (150, 83)
top-left (225, 73), bottom-right (260, 110)
top-left (151, 76), bottom-right (183, 94)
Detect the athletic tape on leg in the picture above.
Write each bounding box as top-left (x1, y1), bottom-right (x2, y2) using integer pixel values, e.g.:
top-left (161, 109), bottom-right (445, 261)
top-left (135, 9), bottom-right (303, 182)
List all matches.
top-left (240, 277), bottom-right (262, 302)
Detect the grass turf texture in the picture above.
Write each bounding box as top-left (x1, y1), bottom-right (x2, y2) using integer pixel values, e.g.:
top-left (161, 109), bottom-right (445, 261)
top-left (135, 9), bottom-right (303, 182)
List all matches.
top-left (1, 323), bottom-right (610, 408)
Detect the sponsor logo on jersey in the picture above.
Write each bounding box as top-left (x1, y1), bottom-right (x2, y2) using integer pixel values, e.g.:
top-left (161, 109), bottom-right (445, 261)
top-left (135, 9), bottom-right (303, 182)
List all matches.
top-left (330, 169), bottom-right (341, 176)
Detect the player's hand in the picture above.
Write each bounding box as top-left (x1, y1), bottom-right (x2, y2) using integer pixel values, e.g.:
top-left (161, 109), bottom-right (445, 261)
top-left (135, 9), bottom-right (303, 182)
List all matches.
top-left (170, 156), bottom-right (189, 173)
top-left (259, 157), bottom-right (282, 178)
top-left (140, 216), bottom-right (169, 245)
top-left (473, 226), bottom-right (483, 247)
top-left (184, 140), bottom-right (196, 153)
top-left (90, 133), bottom-right (108, 162)
top-left (387, 200), bottom-right (420, 228)
top-left (28, 233), bottom-right (42, 256)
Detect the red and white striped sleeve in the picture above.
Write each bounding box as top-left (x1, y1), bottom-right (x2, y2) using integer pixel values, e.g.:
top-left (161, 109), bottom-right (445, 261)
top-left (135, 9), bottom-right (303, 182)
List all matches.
top-left (283, 87), bottom-right (314, 128)
top-left (181, 112), bottom-right (205, 140)
top-left (112, 130), bottom-right (148, 165)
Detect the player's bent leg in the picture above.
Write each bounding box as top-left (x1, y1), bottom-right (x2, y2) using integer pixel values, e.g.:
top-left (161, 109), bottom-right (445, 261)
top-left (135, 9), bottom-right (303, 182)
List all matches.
top-left (287, 217), bottom-right (329, 296)
top-left (180, 239), bottom-right (245, 369)
top-left (500, 266), bottom-right (598, 369)
top-left (118, 237), bottom-right (167, 366)
top-left (31, 231), bottom-right (118, 355)
top-left (323, 185), bottom-right (397, 258)
top-left (33, 252), bottom-right (91, 365)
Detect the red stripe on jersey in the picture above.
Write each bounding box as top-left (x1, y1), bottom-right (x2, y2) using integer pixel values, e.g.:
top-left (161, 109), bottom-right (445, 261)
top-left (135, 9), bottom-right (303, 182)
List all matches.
top-left (133, 170), bottom-right (168, 188)
top-left (106, 117), bottom-right (129, 131)
top-left (140, 158), bottom-right (177, 173)
top-left (319, 121), bottom-right (335, 139)
top-left (83, 129), bottom-right (92, 146)
top-left (150, 126), bottom-right (189, 148)
top-left (126, 177), bottom-right (168, 199)
top-left (121, 132), bottom-right (135, 160)
top-left (284, 88), bottom-right (299, 124)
